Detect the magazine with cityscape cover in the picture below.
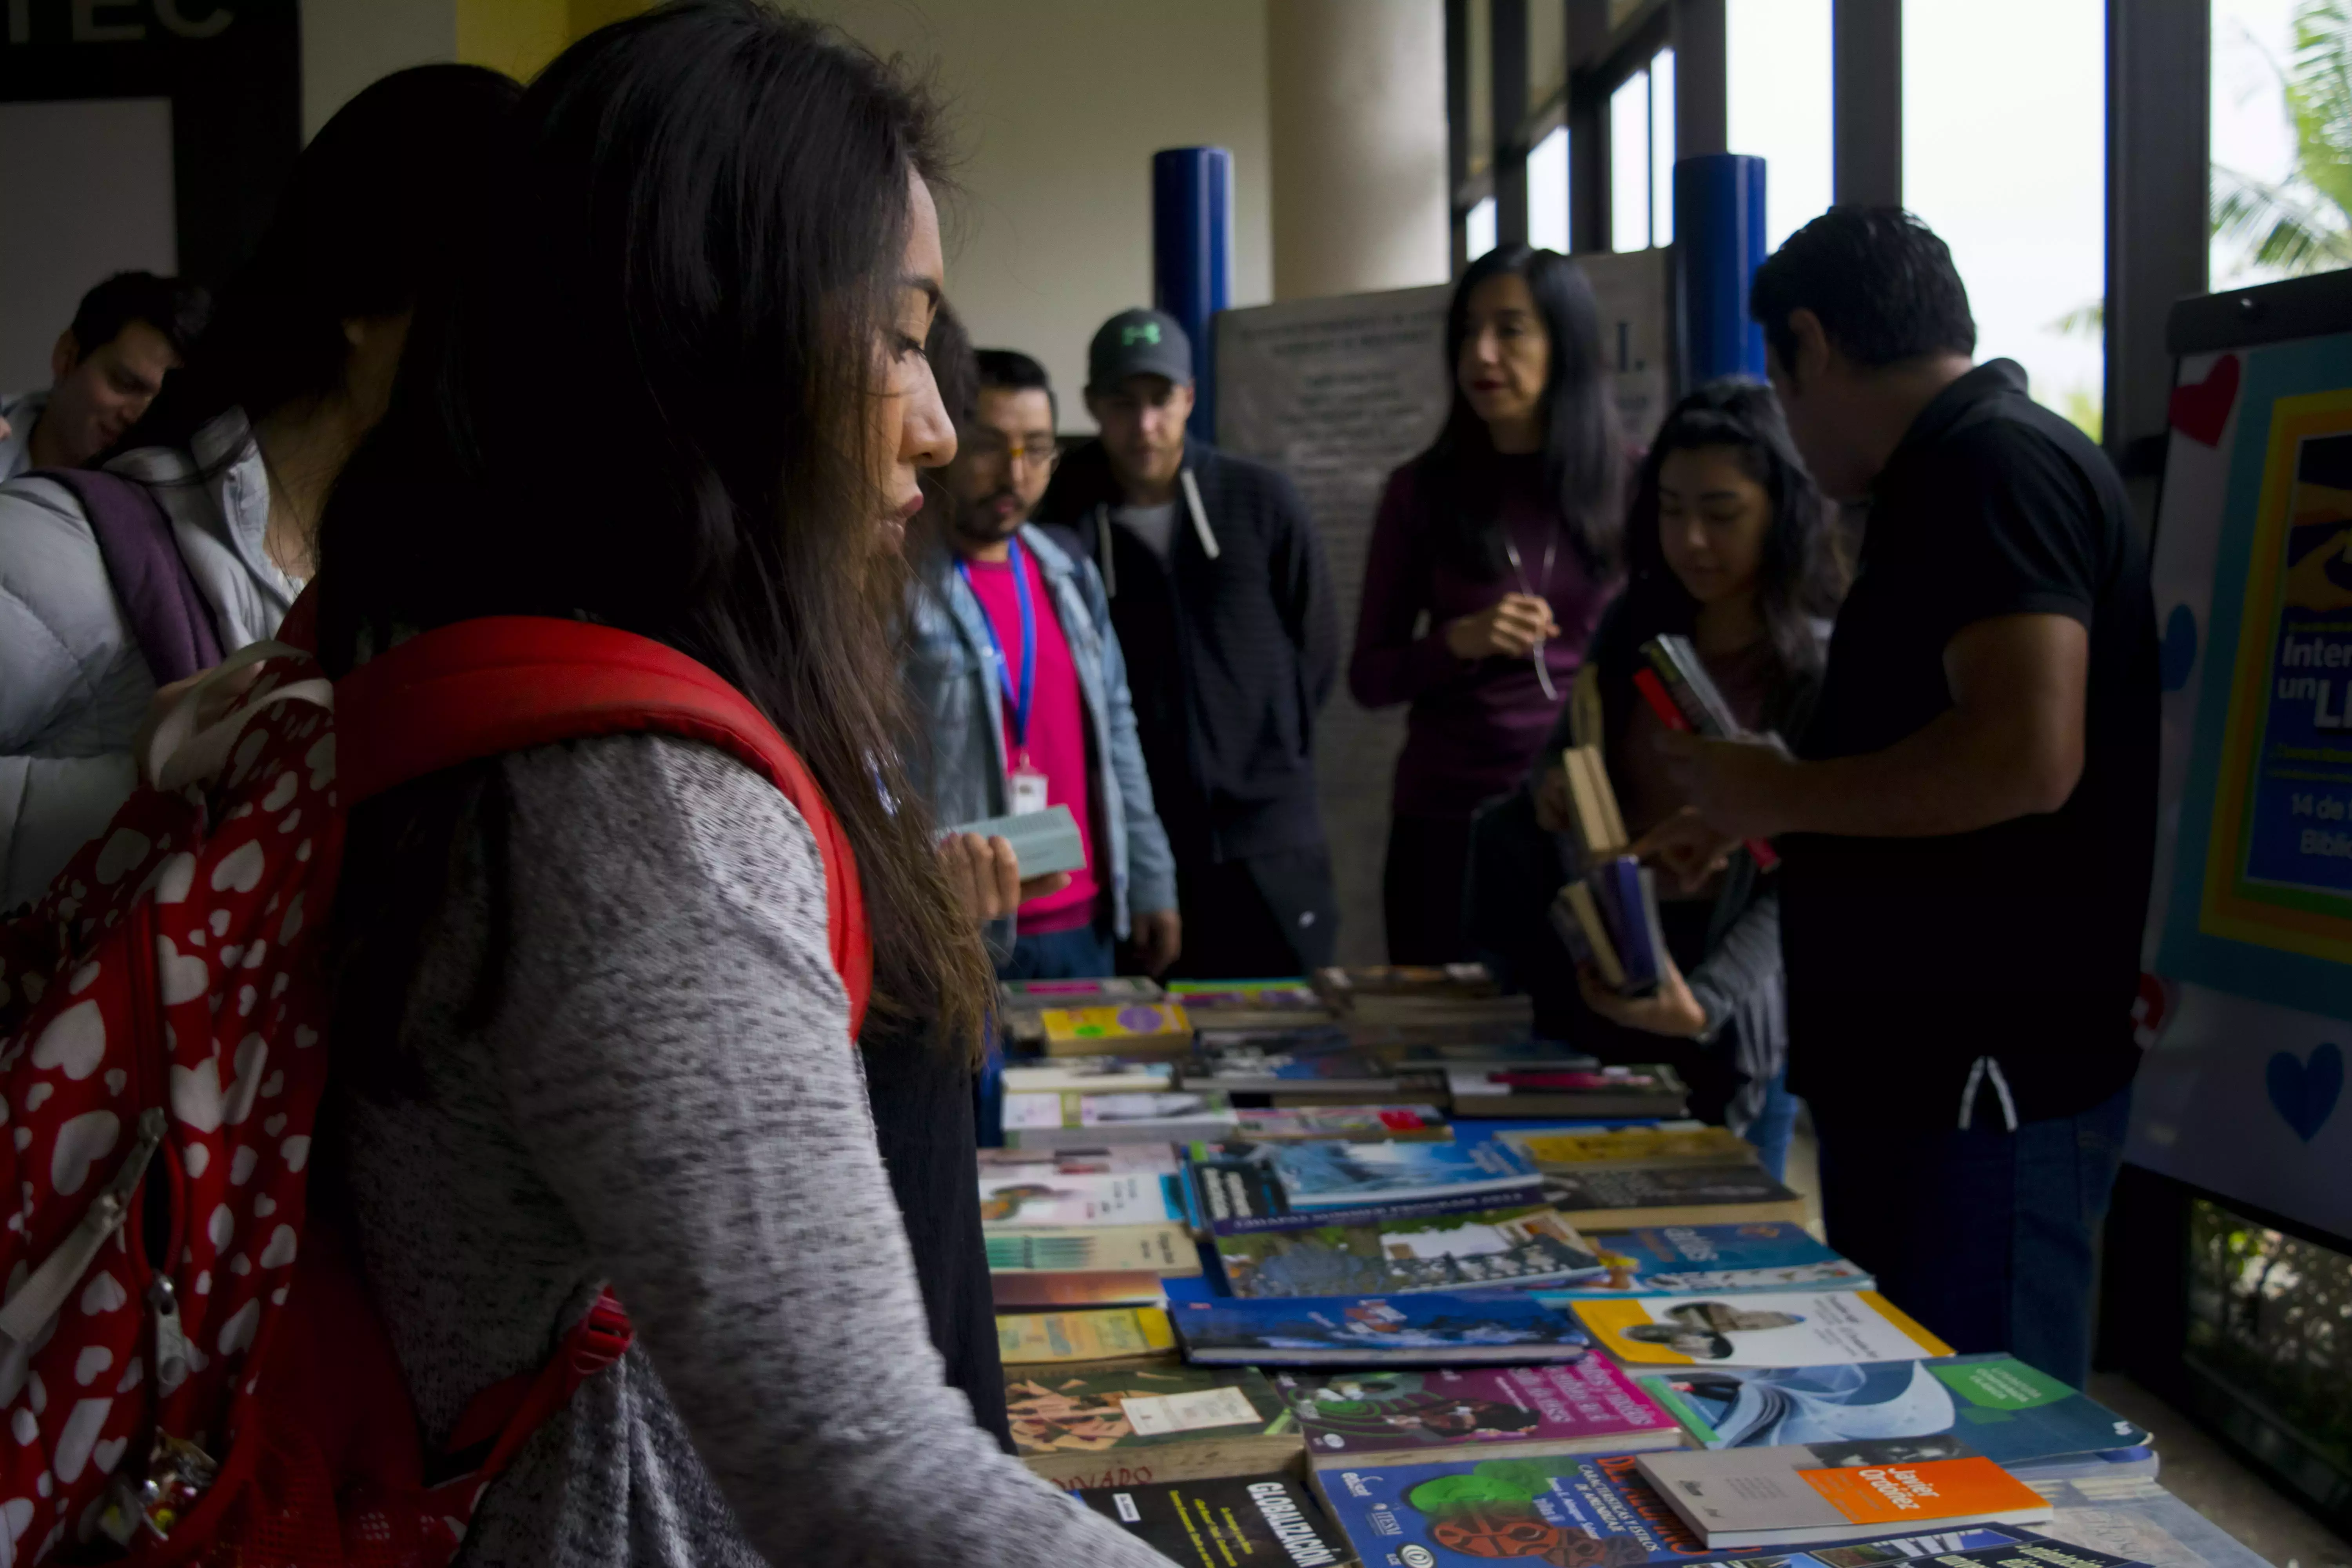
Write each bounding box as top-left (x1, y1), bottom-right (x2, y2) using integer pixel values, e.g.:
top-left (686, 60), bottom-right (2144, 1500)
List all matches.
top-left (1537, 1165), bottom-right (1809, 1228)
top-left (978, 1169), bottom-right (1186, 1227)
top-left (1532, 1223), bottom-right (1875, 1300)
top-left (1232, 1106), bottom-right (1453, 1142)
top-left (1187, 1143), bottom-right (1546, 1236)
top-left (1212, 1205), bottom-right (1605, 1298)
top-left (1004, 1363), bottom-right (1300, 1486)
top-left (1002, 1089), bottom-right (1237, 1147)
top-left (1315, 1450), bottom-right (2057, 1568)
top-left (1189, 1031), bottom-right (1404, 1095)
top-left (996, 1306), bottom-right (1176, 1365)
top-left (1277, 1358), bottom-right (1679, 1466)
top-left (1575, 1291), bottom-right (1954, 1369)
top-left (1173, 1292), bottom-right (1594, 1366)
top-left (1633, 1445), bottom-right (2052, 1547)
top-left (1071, 1472), bottom-right (1356, 1568)
top-left (1000, 1057), bottom-right (1176, 1094)
top-left (1636, 1355), bottom-right (2150, 1470)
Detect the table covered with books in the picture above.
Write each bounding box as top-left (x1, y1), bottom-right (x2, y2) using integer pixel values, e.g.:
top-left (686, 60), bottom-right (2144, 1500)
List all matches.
top-left (979, 966), bottom-right (2261, 1568)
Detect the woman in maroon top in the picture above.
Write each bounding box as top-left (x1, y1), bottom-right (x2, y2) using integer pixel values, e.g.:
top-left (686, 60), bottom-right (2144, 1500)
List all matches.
top-left (1350, 244), bottom-right (1623, 963)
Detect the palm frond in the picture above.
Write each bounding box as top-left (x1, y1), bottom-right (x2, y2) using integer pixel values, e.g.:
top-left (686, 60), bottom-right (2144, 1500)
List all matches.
top-left (2047, 301), bottom-right (2103, 339)
top-left (2212, 163), bottom-right (2352, 274)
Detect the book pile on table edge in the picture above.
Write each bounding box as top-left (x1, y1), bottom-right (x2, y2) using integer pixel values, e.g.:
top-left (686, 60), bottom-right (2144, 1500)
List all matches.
top-left (975, 968), bottom-right (2229, 1568)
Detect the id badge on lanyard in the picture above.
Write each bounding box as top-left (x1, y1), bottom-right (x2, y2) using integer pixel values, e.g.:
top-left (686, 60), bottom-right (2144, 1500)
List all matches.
top-left (1007, 764), bottom-right (1049, 816)
top-left (960, 540), bottom-right (1051, 815)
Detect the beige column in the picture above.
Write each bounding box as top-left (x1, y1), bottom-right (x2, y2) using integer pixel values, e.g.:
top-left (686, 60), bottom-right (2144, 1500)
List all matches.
top-left (1268, 0), bottom-right (1451, 301)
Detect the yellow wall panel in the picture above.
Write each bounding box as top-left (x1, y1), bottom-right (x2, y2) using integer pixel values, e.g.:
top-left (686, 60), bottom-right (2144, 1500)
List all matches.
top-left (456, 0), bottom-right (570, 82)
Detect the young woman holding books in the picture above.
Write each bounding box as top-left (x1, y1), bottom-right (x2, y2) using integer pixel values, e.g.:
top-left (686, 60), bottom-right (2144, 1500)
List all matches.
top-left (1474, 379), bottom-right (1847, 1179)
top-left (1350, 244), bottom-right (1624, 964)
top-left (316, 6), bottom-right (1174, 1563)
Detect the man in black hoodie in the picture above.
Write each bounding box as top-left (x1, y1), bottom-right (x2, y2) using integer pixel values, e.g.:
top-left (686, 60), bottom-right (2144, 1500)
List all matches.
top-left (1035, 308), bottom-right (1341, 976)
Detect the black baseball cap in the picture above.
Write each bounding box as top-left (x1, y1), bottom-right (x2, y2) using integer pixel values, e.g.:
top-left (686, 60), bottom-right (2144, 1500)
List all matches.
top-left (1087, 307), bottom-right (1194, 391)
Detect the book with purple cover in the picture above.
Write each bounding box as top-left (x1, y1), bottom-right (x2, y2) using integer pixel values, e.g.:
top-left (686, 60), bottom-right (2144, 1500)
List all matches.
top-left (1278, 1358), bottom-right (1681, 1467)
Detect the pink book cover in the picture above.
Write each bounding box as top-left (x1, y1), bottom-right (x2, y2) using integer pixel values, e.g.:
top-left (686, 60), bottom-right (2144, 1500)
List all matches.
top-left (1277, 1355), bottom-right (1682, 1463)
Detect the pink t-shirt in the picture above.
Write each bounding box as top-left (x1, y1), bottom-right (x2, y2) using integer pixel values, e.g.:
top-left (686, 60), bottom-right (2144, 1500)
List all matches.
top-left (963, 548), bottom-right (1100, 935)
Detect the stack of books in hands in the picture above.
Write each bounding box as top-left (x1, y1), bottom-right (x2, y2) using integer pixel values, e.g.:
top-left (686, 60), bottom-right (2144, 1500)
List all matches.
top-left (1545, 737), bottom-right (1670, 995)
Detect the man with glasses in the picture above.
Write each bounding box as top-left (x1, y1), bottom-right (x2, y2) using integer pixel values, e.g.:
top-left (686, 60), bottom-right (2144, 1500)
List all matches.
top-left (905, 348), bottom-right (1181, 978)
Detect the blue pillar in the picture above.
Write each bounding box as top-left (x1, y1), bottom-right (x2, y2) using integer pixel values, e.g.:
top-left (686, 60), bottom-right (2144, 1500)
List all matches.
top-left (1152, 146), bottom-right (1233, 443)
top-left (1672, 152), bottom-right (1769, 385)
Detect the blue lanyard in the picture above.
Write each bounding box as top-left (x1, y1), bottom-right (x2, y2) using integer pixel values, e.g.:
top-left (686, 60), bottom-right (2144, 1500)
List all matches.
top-left (958, 539), bottom-right (1036, 754)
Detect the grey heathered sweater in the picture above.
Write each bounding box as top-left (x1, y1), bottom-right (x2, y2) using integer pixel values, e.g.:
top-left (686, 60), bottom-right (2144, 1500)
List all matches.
top-left (337, 734), bottom-right (1174, 1567)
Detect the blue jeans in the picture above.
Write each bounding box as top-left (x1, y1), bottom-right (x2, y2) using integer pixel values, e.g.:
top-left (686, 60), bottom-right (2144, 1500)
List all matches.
top-left (998, 923), bottom-right (1116, 981)
top-left (1816, 1086), bottom-right (2131, 1389)
top-left (1743, 1069), bottom-right (1798, 1183)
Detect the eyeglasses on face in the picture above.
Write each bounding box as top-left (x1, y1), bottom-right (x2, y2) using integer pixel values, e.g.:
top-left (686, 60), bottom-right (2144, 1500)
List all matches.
top-left (964, 429), bottom-right (1061, 470)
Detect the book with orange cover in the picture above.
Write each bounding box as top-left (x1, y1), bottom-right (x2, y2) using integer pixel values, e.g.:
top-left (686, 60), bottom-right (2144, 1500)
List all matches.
top-left (1635, 1443), bottom-right (2052, 1548)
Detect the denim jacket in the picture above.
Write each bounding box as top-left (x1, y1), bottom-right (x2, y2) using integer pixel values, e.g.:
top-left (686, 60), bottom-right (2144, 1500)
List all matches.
top-left (903, 524), bottom-right (1178, 956)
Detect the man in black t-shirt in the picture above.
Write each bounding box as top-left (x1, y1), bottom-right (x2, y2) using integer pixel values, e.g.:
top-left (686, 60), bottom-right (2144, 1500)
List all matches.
top-left (1659, 209), bottom-right (2158, 1387)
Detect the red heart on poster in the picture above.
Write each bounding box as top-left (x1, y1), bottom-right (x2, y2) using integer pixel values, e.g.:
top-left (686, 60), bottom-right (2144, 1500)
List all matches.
top-left (2169, 353), bottom-right (2241, 446)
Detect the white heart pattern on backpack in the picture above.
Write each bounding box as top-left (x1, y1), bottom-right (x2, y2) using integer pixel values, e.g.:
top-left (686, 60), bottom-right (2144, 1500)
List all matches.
top-left (209, 842), bottom-right (265, 896)
top-left (149, 853), bottom-right (195, 905)
top-left (154, 937), bottom-right (208, 1007)
top-left (77, 1275), bottom-right (124, 1317)
top-left (222, 1037), bottom-right (266, 1126)
top-left (171, 1056), bottom-right (225, 1134)
top-left (29, 1004), bottom-right (104, 1082)
top-left (260, 773), bottom-right (298, 813)
top-left (50, 1113), bottom-right (120, 1198)
top-left (257, 1226), bottom-right (297, 1270)
top-left (52, 1399), bottom-right (108, 1483)
top-left (304, 734), bottom-right (335, 789)
top-left (214, 1301), bottom-right (260, 1359)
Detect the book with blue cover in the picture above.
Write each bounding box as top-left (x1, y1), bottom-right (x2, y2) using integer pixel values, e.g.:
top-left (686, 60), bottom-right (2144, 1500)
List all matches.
top-left (1186, 1141), bottom-right (1545, 1236)
top-left (1211, 1204), bottom-right (1605, 1298)
top-left (1315, 1451), bottom-right (2059, 1568)
top-left (1172, 1292), bottom-right (1593, 1366)
top-left (1269, 1140), bottom-right (1542, 1209)
top-left (1532, 1222), bottom-right (1875, 1299)
top-left (1635, 1354), bottom-right (2151, 1471)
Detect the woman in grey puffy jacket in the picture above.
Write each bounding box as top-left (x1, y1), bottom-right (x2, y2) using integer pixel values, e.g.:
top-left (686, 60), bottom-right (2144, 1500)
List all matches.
top-left (0, 64), bottom-right (517, 910)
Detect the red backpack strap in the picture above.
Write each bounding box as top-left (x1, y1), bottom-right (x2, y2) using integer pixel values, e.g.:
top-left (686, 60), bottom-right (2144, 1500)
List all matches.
top-left (333, 616), bottom-right (871, 1037)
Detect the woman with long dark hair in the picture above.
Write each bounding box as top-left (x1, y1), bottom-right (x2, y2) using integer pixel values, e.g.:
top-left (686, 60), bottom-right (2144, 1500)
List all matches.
top-left (1350, 243), bottom-right (1623, 963)
top-left (317, 6), bottom-right (1172, 1562)
top-left (0, 64), bottom-right (517, 910)
top-left (1481, 379), bottom-right (1847, 1176)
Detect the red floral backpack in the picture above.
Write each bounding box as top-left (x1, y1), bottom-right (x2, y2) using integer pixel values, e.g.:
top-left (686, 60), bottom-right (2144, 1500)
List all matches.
top-left (0, 616), bottom-right (871, 1564)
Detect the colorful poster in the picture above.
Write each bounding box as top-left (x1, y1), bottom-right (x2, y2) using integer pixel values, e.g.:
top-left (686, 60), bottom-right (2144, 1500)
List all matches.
top-left (2136, 300), bottom-right (2352, 1244)
top-left (2196, 398), bottom-right (2352, 959)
